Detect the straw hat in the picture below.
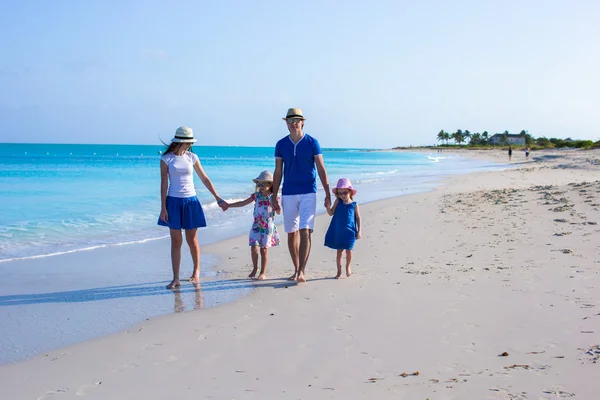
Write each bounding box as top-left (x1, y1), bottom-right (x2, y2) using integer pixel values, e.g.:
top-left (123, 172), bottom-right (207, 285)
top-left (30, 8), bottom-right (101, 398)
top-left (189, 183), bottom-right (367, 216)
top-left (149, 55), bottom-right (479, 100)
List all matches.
top-left (252, 170), bottom-right (274, 184)
top-left (332, 178), bottom-right (357, 196)
top-left (171, 126), bottom-right (197, 143)
top-left (282, 108), bottom-right (306, 121)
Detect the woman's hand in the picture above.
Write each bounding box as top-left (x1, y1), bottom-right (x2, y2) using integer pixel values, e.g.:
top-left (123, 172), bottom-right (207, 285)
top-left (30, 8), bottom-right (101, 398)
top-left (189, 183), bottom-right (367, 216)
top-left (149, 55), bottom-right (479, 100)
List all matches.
top-left (217, 199), bottom-right (229, 211)
top-left (160, 208), bottom-right (168, 223)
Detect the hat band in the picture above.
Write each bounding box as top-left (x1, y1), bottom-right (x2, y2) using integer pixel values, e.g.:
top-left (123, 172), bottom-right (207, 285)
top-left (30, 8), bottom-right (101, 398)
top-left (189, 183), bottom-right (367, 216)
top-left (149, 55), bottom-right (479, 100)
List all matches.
top-left (174, 135), bottom-right (193, 139)
top-left (286, 114), bottom-right (304, 119)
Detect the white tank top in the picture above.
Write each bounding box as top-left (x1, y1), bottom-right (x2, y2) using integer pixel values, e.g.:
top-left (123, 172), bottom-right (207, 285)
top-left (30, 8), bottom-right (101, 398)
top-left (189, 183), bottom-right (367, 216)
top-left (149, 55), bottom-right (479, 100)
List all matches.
top-left (161, 151), bottom-right (199, 198)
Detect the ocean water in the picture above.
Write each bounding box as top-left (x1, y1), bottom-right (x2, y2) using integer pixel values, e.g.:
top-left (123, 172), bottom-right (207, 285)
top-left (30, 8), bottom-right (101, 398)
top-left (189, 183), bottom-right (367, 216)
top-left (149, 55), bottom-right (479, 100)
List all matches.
top-left (0, 143), bottom-right (507, 363)
top-left (0, 143), bottom-right (503, 262)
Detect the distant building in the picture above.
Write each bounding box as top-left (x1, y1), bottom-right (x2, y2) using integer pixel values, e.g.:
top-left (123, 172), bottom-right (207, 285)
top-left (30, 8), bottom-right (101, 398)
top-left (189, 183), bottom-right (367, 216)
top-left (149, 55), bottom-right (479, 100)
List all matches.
top-left (489, 133), bottom-right (525, 145)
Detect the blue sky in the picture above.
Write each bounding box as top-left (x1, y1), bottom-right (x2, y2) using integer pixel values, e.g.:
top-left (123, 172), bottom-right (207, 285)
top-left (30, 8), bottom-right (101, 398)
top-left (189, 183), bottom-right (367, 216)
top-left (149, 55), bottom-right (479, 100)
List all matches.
top-left (1, 0), bottom-right (598, 148)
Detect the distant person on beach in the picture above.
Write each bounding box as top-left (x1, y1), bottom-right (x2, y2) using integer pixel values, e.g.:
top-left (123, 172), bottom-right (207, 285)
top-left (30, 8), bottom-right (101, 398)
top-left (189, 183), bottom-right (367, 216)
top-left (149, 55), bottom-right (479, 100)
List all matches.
top-left (227, 170), bottom-right (281, 280)
top-left (508, 146), bottom-right (513, 161)
top-left (325, 178), bottom-right (362, 279)
top-left (271, 108), bottom-right (331, 283)
top-left (158, 126), bottom-right (228, 290)
top-left (525, 146), bottom-right (530, 160)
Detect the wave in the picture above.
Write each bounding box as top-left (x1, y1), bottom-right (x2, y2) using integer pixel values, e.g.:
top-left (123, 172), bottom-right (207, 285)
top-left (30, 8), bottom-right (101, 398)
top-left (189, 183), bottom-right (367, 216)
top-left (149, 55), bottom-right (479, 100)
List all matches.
top-left (0, 235), bottom-right (169, 263)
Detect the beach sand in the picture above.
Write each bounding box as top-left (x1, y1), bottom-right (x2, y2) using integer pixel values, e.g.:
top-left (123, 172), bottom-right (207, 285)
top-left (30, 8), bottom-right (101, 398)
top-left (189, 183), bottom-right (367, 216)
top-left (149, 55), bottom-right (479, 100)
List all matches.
top-left (1, 149), bottom-right (599, 399)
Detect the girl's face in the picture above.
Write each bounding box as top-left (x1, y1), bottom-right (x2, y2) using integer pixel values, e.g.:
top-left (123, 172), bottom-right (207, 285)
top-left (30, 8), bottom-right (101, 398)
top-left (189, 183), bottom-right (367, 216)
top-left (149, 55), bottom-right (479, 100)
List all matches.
top-left (256, 181), bottom-right (272, 194)
top-left (336, 190), bottom-right (353, 203)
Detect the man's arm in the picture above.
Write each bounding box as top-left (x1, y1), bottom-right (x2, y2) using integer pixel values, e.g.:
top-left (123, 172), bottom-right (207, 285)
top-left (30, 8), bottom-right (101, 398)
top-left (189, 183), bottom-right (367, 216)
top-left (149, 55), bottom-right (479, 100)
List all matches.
top-left (315, 154), bottom-right (331, 209)
top-left (271, 158), bottom-right (283, 212)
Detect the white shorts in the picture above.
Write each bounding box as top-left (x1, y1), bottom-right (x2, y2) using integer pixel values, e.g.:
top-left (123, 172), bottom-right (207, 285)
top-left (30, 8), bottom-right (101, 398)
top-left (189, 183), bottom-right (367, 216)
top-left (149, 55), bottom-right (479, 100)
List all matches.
top-left (281, 193), bottom-right (317, 233)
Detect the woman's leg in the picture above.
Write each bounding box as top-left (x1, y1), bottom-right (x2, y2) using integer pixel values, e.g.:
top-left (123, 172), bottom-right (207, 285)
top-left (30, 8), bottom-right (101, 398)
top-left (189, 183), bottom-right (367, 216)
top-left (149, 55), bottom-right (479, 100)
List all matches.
top-left (249, 246), bottom-right (259, 278)
top-left (167, 229), bottom-right (183, 289)
top-left (185, 228), bottom-right (200, 282)
top-left (257, 247), bottom-right (268, 280)
top-left (335, 249), bottom-right (343, 279)
top-left (345, 249), bottom-right (353, 277)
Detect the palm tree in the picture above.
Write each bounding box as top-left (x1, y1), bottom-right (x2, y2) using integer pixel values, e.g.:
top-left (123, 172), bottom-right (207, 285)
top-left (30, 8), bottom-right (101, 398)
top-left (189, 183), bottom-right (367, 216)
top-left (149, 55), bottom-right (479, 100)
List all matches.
top-left (438, 129), bottom-right (448, 144)
top-left (452, 129), bottom-right (465, 145)
top-left (464, 130), bottom-right (472, 143)
top-left (470, 132), bottom-right (481, 145)
top-left (482, 131), bottom-right (489, 143)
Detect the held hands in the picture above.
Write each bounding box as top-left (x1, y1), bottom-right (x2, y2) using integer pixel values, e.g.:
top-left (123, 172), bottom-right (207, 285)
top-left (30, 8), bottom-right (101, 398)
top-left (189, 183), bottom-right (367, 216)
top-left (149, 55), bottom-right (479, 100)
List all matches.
top-left (271, 196), bottom-right (281, 214)
top-left (324, 195), bottom-right (332, 210)
top-left (217, 199), bottom-right (229, 211)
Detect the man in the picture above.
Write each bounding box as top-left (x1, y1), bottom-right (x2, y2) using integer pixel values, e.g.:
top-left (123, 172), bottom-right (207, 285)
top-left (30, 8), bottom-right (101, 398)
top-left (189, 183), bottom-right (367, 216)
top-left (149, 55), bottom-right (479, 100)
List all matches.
top-left (271, 108), bottom-right (331, 283)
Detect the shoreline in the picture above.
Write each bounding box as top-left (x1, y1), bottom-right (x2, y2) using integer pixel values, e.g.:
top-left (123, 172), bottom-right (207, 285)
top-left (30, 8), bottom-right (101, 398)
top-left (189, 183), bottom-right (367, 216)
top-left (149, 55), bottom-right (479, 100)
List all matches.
top-left (1, 148), bottom-right (599, 399)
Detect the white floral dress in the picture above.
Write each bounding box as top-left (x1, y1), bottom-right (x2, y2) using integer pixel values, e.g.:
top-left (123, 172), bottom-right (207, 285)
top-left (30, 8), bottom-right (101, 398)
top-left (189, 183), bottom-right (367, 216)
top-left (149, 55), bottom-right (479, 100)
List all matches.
top-left (249, 192), bottom-right (280, 248)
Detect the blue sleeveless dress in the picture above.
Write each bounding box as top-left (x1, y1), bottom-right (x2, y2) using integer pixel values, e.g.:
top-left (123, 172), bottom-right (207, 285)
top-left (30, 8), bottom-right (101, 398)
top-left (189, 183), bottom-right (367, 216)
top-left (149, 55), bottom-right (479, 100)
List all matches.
top-left (324, 201), bottom-right (357, 250)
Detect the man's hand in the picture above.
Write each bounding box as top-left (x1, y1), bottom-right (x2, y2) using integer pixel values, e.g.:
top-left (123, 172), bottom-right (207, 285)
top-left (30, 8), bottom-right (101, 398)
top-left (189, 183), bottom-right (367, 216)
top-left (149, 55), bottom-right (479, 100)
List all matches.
top-left (160, 207), bottom-right (168, 222)
top-left (271, 196), bottom-right (281, 213)
top-left (324, 195), bottom-right (332, 210)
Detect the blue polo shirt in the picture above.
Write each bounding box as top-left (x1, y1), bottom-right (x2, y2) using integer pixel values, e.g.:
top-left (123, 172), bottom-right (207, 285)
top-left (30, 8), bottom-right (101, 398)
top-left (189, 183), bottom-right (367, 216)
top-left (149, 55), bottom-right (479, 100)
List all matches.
top-left (274, 133), bottom-right (322, 195)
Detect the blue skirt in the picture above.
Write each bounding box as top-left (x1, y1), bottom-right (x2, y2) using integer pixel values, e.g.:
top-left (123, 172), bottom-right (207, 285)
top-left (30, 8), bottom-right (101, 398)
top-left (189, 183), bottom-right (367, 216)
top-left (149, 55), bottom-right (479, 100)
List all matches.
top-left (157, 196), bottom-right (207, 230)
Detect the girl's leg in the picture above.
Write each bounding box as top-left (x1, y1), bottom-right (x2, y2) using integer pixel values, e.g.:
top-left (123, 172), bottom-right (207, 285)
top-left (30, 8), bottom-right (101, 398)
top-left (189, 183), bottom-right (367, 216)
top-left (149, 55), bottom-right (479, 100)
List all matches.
top-left (185, 228), bottom-right (200, 282)
top-left (345, 249), bottom-right (353, 277)
top-left (249, 246), bottom-right (259, 278)
top-left (167, 229), bottom-right (184, 289)
top-left (257, 247), bottom-right (268, 280)
top-left (335, 249), bottom-right (343, 279)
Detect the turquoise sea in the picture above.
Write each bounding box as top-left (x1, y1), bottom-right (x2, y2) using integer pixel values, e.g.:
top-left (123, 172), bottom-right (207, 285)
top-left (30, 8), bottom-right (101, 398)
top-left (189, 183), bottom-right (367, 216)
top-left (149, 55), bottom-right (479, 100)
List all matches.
top-left (0, 143), bottom-right (507, 364)
top-left (0, 143), bottom-right (503, 262)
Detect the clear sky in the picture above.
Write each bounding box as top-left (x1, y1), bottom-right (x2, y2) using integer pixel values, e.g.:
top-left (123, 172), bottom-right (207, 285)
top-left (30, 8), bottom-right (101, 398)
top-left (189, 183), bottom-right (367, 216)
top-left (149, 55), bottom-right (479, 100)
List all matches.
top-left (1, 0), bottom-right (598, 148)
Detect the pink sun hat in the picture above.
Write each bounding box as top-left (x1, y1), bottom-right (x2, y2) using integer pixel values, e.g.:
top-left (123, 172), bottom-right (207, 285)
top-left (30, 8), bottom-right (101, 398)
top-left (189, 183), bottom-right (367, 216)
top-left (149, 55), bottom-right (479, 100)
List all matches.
top-left (332, 178), bottom-right (357, 196)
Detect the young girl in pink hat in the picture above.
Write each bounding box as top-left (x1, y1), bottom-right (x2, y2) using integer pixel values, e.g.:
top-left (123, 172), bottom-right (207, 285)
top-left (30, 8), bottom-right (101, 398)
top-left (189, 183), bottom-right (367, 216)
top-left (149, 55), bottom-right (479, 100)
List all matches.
top-left (325, 178), bottom-right (362, 278)
top-left (227, 170), bottom-right (280, 280)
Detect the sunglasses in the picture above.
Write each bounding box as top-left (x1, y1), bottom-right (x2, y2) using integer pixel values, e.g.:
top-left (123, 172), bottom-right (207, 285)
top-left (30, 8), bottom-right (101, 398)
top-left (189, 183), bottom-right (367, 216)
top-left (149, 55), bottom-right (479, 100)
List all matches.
top-left (286, 118), bottom-right (303, 124)
top-left (256, 182), bottom-right (272, 188)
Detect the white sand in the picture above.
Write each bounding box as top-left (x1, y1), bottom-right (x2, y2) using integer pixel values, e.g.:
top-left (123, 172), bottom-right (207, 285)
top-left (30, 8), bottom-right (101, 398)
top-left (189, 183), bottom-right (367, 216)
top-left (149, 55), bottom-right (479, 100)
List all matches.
top-left (1, 149), bottom-right (599, 399)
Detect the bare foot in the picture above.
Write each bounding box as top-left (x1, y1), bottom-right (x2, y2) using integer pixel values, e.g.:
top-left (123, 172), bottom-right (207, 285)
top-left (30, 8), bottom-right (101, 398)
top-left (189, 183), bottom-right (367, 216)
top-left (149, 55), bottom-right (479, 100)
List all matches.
top-left (346, 267), bottom-right (352, 277)
top-left (288, 273), bottom-right (298, 281)
top-left (335, 273), bottom-right (342, 279)
top-left (166, 279), bottom-right (180, 289)
top-left (248, 269), bottom-right (257, 279)
top-left (188, 275), bottom-right (200, 283)
top-left (297, 272), bottom-right (306, 283)
top-left (257, 273), bottom-right (266, 280)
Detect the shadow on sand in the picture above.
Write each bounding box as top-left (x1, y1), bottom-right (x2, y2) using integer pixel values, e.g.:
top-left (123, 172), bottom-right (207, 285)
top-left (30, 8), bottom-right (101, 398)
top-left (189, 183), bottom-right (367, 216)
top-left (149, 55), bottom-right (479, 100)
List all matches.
top-left (0, 278), bottom-right (291, 306)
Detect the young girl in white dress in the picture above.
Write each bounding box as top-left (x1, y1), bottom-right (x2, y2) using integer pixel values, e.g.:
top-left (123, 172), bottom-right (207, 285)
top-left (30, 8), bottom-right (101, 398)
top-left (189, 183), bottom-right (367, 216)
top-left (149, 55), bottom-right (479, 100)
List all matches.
top-left (227, 171), bottom-right (280, 280)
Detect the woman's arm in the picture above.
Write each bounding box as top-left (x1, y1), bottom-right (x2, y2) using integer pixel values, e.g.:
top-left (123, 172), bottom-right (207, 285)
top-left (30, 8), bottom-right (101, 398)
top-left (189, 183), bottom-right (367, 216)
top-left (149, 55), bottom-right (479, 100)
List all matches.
top-left (228, 195), bottom-right (254, 208)
top-left (355, 204), bottom-right (362, 239)
top-left (193, 159), bottom-right (228, 211)
top-left (160, 160), bottom-right (169, 221)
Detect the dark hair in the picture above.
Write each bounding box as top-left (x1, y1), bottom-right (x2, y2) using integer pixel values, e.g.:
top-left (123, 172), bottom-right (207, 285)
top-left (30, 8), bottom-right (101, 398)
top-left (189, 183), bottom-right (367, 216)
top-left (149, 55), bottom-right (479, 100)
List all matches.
top-left (163, 142), bottom-right (193, 155)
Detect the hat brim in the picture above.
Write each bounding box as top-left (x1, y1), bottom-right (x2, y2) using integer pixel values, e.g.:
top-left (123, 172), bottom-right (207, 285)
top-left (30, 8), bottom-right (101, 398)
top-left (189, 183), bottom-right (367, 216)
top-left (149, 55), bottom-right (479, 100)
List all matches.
top-left (171, 138), bottom-right (197, 143)
top-left (252, 179), bottom-right (273, 184)
top-left (332, 187), bottom-right (357, 196)
top-left (282, 117), bottom-right (306, 121)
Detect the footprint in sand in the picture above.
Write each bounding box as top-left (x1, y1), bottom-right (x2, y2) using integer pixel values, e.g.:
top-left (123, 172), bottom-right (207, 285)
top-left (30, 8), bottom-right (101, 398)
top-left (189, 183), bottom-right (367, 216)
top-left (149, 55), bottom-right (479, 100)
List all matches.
top-left (153, 355), bottom-right (179, 365)
top-left (37, 388), bottom-right (69, 399)
top-left (76, 382), bottom-right (101, 396)
top-left (142, 342), bottom-right (163, 351)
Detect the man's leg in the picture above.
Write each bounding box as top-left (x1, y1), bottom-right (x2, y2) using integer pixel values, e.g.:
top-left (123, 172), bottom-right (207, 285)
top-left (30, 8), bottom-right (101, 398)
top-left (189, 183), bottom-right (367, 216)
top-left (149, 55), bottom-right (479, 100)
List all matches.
top-left (281, 195), bottom-right (301, 280)
top-left (287, 231), bottom-right (300, 280)
top-left (297, 228), bottom-right (312, 282)
top-left (296, 193), bottom-right (317, 283)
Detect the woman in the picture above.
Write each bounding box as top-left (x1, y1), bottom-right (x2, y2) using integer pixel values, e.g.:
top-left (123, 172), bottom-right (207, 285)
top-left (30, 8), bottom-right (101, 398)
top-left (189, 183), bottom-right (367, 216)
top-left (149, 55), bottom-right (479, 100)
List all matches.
top-left (158, 126), bottom-right (228, 289)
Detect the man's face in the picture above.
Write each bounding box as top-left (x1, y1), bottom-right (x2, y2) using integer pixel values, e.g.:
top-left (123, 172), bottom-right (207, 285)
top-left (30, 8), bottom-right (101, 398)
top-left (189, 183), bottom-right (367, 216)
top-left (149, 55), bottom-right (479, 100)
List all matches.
top-left (286, 118), bottom-right (303, 133)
